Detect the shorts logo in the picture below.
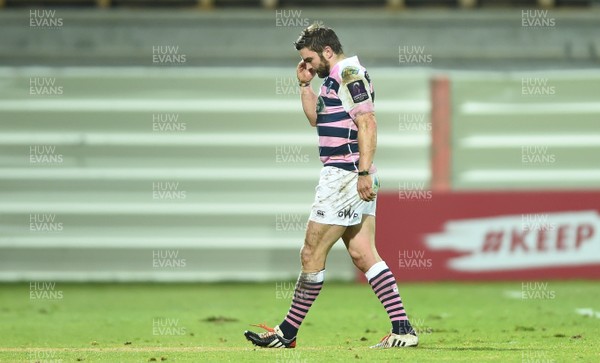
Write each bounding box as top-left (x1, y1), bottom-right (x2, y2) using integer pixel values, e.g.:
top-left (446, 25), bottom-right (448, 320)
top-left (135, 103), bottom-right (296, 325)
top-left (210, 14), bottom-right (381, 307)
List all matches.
top-left (316, 210), bottom-right (325, 218)
top-left (338, 207), bottom-right (358, 219)
top-left (347, 80), bottom-right (369, 103)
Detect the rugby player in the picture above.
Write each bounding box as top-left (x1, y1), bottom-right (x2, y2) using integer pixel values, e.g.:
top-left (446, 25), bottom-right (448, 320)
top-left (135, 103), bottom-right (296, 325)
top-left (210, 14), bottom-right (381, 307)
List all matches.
top-left (244, 24), bottom-right (418, 349)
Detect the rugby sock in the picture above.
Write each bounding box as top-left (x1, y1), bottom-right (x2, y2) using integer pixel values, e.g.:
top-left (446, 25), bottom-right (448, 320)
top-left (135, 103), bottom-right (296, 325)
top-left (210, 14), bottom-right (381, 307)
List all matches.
top-left (278, 270), bottom-right (324, 339)
top-left (366, 261), bottom-right (414, 335)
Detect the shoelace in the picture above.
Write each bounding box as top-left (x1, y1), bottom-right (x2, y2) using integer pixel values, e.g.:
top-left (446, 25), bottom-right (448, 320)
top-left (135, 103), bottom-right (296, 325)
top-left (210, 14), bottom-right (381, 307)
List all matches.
top-left (379, 334), bottom-right (391, 342)
top-left (373, 333), bottom-right (392, 347)
top-left (251, 323), bottom-right (276, 339)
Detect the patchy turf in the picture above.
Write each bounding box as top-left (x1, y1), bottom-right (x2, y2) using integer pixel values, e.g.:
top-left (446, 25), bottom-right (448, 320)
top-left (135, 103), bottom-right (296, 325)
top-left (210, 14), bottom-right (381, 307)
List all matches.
top-left (0, 281), bottom-right (598, 362)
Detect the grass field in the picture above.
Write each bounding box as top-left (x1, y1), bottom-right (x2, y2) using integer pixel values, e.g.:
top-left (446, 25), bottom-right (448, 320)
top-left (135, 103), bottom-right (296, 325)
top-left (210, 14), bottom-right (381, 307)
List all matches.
top-left (0, 281), bottom-right (598, 362)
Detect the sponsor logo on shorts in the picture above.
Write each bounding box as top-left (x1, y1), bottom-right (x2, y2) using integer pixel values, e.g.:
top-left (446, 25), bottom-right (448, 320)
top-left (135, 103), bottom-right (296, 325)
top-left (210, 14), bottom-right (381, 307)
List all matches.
top-left (338, 207), bottom-right (358, 219)
top-left (316, 210), bottom-right (325, 218)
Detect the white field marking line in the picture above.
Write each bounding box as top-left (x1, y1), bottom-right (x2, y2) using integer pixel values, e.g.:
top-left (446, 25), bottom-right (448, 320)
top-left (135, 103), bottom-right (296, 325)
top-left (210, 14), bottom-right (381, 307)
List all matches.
top-left (0, 132), bottom-right (429, 147)
top-left (503, 290), bottom-right (524, 299)
top-left (460, 134), bottom-right (600, 148)
top-left (460, 102), bottom-right (600, 115)
top-left (0, 346), bottom-right (333, 352)
top-left (0, 99), bottom-right (428, 113)
top-left (575, 308), bottom-right (600, 319)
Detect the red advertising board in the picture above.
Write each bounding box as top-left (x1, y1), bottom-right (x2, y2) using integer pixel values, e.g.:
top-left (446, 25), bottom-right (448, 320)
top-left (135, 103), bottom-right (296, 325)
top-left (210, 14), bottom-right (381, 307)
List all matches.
top-left (366, 191), bottom-right (600, 282)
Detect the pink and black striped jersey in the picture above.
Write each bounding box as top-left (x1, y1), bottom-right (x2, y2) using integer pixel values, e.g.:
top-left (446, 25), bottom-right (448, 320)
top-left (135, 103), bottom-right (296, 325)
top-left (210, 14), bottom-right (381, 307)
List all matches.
top-left (315, 56), bottom-right (376, 173)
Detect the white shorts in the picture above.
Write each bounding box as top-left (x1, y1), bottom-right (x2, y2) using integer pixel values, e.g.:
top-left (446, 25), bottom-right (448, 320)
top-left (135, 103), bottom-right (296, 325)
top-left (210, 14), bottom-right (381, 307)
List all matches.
top-left (309, 166), bottom-right (379, 226)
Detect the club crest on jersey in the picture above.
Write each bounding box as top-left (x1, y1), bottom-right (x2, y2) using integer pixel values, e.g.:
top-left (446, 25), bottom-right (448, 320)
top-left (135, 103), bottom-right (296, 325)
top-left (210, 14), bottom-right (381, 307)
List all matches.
top-left (341, 66), bottom-right (360, 81)
top-left (347, 80), bottom-right (369, 103)
top-left (325, 79), bottom-right (333, 94)
top-left (316, 96), bottom-right (325, 113)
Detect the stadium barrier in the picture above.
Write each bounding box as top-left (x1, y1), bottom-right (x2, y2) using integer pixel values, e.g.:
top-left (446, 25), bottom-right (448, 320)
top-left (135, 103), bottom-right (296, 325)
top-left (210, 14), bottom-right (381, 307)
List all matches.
top-left (0, 67), bottom-right (429, 282)
top-left (3, 9), bottom-right (599, 67)
top-left (365, 69), bottom-right (600, 282)
top-left (1, 67), bottom-right (599, 282)
top-left (0, 0), bottom-right (592, 9)
top-left (368, 191), bottom-right (600, 282)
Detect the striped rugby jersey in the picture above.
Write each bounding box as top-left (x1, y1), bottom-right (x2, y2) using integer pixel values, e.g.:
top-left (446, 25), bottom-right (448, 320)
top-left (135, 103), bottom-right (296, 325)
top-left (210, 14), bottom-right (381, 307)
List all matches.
top-left (316, 56), bottom-right (376, 173)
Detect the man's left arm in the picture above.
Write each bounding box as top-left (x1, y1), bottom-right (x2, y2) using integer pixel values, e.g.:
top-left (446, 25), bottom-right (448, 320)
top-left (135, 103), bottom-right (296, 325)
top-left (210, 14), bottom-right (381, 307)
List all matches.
top-left (356, 112), bottom-right (377, 202)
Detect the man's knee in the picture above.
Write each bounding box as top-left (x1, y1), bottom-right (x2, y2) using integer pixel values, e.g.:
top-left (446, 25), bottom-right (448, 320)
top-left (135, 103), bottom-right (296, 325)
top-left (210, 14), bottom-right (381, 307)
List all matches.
top-left (301, 227), bottom-right (329, 269)
top-left (302, 223), bottom-right (320, 259)
top-left (300, 244), bottom-right (314, 266)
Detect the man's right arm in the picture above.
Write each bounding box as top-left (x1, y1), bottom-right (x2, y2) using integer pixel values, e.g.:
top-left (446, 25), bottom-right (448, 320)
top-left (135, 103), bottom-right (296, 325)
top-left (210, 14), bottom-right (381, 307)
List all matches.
top-left (296, 60), bottom-right (317, 127)
top-left (300, 85), bottom-right (317, 127)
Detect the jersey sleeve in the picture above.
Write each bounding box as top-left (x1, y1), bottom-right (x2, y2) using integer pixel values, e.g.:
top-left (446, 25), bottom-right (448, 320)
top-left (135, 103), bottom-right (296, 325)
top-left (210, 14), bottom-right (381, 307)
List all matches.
top-left (338, 65), bottom-right (374, 120)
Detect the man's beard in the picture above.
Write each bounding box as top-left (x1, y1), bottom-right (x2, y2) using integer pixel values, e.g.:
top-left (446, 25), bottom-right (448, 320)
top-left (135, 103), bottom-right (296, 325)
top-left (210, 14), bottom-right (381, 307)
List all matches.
top-left (315, 56), bottom-right (330, 78)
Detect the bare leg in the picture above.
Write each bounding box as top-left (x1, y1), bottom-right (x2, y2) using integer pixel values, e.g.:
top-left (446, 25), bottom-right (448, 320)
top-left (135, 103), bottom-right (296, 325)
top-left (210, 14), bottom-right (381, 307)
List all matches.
top-left (277, 220), bottom-right (346, 339)
top-left (343, 215), bottom-right (416, 341)
top-left (301, 220), bottom-right (347, 272)
top-left (342, 214), bottom-right (381, 273)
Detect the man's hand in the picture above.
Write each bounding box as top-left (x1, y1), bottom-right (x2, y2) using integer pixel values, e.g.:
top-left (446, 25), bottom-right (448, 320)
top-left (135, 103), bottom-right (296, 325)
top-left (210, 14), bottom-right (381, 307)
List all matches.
top-left (297, 60), bottom-right (315, 83)
top-left (355, 112), bottom-right (377, 201)
top-left (297, 60), bottom-right (318, 126)
top-left (358, 174), bottom-right (376, 202)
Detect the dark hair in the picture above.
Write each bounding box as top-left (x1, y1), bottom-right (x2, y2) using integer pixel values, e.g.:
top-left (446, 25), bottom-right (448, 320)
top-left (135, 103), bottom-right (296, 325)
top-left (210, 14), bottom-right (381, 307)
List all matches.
top-left (294, 23), bottom-right (343, 55)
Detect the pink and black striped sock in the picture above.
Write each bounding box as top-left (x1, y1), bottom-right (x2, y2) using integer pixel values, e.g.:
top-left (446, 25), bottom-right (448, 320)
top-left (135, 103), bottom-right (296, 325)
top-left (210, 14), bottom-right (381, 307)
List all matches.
top-left (278, 270), bottom-right (324, 339)
top-left (366, 261), bottom-right (414, 335)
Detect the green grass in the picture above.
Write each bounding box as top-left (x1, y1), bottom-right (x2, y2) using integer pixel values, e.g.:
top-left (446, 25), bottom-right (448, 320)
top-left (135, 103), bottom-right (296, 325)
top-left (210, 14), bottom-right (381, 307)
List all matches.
top-left (0, 281), bottom-right (598, 362)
